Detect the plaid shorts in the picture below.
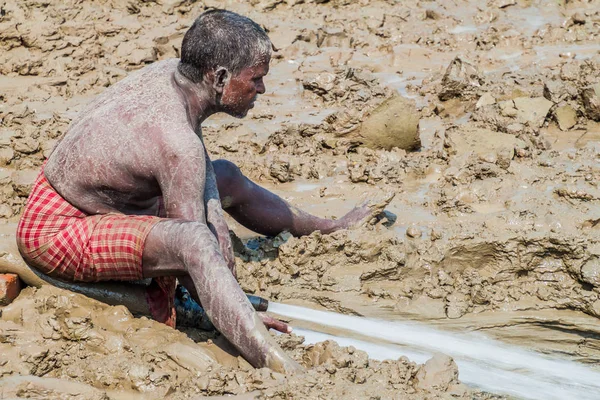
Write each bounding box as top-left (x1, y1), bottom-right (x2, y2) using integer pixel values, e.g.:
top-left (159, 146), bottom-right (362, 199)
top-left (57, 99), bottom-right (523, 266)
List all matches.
top-left (16, 168), bottom-right (176, 327)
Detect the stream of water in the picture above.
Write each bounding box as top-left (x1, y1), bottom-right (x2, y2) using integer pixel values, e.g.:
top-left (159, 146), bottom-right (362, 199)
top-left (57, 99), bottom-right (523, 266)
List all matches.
top-left (270, 303), bottom-right (600, 400)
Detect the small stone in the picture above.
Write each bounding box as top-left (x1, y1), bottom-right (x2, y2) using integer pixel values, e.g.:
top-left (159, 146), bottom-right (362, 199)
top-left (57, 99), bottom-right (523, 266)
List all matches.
top-left (571, 13), bottom-right (586, 25)
top-left (554, 105), bottom-right (577, 131)
top-left (406, 226), bottom-right (422, 238)
top-left (496, 0), bottom-right (516, 8)
top-left (476, 93), bottom-right (496, 109)
top-left (0, 274), bottom-right (22, 306)
top-left (581, 256), bottom-right (600, 287)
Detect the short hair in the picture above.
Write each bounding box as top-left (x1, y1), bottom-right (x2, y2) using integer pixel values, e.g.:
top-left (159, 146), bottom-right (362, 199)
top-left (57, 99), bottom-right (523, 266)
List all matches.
top-left (178, 10), bottom-right (272, 83)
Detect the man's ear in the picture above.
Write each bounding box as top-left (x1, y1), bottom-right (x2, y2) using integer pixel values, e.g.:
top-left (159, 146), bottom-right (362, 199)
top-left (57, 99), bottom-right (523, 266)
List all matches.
top-left (213, 67), bottom-right (229, 94)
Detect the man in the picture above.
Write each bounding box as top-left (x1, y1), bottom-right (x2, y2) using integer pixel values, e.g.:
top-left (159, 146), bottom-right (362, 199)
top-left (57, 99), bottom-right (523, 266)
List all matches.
top-left (16, 10), bottom-right (386, 373)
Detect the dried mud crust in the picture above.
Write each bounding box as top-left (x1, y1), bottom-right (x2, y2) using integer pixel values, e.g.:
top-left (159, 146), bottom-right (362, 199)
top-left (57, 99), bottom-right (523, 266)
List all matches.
top-left (1, 0), bottom-right (600, 397)
top-left (0, 285), bottom-right (495, 399)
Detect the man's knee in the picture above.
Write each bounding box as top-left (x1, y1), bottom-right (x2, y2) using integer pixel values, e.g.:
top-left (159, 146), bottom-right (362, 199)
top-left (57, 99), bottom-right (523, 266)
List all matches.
top-left (213, 159), bottom-right (245, 198)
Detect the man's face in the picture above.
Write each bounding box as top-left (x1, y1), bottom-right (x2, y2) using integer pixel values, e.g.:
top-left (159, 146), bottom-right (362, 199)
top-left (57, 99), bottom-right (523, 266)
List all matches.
top-left (220, 60), bottom-right (269, 118)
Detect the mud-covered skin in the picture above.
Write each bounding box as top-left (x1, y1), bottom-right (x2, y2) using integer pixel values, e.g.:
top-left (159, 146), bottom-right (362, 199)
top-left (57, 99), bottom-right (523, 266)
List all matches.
top-left (41, 58), bottom-right (305, 372)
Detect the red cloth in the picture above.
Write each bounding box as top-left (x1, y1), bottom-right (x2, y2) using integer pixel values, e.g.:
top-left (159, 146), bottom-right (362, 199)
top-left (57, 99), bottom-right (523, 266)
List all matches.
top-left (17, 168), bottom-right (176, 327)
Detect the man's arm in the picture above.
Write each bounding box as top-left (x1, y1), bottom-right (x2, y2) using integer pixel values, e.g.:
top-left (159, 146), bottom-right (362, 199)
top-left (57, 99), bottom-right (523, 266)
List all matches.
top-left (154, 131), bottom-right (300, 373)
top-left (202, 145), bottom-right (235, 276)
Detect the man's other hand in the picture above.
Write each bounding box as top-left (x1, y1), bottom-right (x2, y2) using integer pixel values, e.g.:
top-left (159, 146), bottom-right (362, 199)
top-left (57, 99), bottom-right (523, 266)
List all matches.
top-left (260, 313), bottom-right (292, 334)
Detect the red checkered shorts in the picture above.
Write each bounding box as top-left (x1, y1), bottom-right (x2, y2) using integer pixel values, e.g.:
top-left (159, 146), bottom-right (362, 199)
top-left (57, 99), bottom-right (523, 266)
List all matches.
top-left (16, 168), bottom-right (176, 327)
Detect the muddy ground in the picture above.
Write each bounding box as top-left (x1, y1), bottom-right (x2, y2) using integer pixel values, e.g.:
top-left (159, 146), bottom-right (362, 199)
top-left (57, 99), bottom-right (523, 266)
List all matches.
top-left (1, 0), bottom-right (600, 398)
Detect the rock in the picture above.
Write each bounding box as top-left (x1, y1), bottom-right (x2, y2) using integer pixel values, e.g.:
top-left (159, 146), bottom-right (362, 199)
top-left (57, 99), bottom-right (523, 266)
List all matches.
top-left (406, 226), bottom-right (422, 238)
top-left (495, 0), bottom-right (516, 8)
top-left (439, 57), bottom-right (483, 101)
top-left (581, 83), bottom-right (600, 121)
top-left (0, 274), bottom-right (22, 306)
top-left (415, 354), bottom-right (459, 391)
top-left (571, 12), bottom-right (586, 25)
top-left (513, 97), bottom-right (552, 127)
top-left (476, 93), bottom-right (496, 109)
top-left (581, 256), bottom-right (600, 287)
top-left (354, 95), bottom-right (421, 151)
top-left (554, 105), bottom-right (577, 131)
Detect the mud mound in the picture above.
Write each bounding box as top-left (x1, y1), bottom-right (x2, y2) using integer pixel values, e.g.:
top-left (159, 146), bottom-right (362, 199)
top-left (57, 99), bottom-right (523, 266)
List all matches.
top-left (0, 285), bottom-right (481, 399)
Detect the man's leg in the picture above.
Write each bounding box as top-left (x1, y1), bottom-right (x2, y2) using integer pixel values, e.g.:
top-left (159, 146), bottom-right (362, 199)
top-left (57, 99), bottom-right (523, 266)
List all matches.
top-left (213, 160), bottom-right (379, 237)
top-left (142, 219), bottom-right (300, 373)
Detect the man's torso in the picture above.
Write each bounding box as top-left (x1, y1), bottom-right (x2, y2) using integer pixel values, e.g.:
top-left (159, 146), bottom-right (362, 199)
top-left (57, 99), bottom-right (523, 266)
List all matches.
top-left (44, 59), bottom-right (202, 217)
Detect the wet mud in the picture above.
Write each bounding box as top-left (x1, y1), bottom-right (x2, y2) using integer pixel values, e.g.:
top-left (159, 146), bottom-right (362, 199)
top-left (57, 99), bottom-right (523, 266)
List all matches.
top-left (1, 0), bottom-right (600, 398)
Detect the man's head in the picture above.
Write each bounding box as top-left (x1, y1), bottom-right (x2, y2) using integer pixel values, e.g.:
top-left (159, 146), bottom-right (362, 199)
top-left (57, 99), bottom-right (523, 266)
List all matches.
top-left (178, 10), bottom-right (272, 118)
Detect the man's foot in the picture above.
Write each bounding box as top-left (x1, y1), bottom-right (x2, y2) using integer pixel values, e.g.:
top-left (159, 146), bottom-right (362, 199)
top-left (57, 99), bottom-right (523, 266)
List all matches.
top-left (337, 192), bottom-right (396, 230)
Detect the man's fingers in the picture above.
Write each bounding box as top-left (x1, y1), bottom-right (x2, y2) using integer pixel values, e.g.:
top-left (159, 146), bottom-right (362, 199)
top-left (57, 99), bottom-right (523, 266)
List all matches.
top-left (260, 314), bottom-right (292, 334)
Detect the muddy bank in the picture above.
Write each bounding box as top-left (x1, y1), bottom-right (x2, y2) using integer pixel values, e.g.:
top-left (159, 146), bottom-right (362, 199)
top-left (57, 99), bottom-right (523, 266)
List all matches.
top-left (0, 285), bottom-right (488, 399)
top-left (1, 0), bottom-right (600, 398)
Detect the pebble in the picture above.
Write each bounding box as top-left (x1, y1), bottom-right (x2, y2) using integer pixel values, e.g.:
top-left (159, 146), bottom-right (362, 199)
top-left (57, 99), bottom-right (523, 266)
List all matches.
top-left (406, 226), bottom-right (422, 238)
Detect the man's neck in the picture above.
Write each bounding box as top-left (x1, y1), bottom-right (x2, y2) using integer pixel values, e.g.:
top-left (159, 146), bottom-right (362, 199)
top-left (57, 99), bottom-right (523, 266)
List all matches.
top-left (172, 69), bottom-right (217, 133)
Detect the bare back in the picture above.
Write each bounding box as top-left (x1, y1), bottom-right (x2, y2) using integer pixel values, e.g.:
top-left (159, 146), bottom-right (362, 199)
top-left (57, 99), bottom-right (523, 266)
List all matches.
top-left (45, 59), bottom-right (204, 218)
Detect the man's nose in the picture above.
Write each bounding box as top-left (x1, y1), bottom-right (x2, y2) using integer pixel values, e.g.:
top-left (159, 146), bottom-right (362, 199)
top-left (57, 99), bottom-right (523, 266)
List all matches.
top-left (256, 79), bottom-right (266, 94)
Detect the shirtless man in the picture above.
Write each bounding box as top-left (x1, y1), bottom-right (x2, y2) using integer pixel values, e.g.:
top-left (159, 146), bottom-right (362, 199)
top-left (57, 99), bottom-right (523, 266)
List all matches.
top-left (16, 10), bottom-right (384, 373)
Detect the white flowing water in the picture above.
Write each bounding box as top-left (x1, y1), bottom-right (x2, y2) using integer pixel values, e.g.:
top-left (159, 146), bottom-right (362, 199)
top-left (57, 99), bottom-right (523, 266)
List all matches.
top-left (270, 303), bottom-right (600, 400)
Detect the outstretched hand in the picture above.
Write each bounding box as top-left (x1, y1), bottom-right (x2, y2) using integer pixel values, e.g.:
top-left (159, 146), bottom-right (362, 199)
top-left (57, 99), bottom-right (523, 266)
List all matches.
top-left (339, 191), bottom-right (397, 229)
